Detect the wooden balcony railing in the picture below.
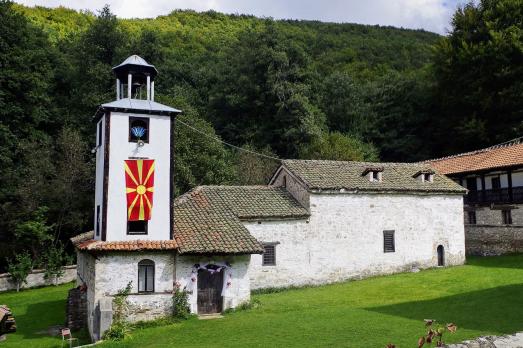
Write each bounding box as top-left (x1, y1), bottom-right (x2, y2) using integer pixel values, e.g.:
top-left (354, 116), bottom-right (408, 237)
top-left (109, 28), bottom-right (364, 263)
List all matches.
top-left (465, 187), bottom-right (523, 205)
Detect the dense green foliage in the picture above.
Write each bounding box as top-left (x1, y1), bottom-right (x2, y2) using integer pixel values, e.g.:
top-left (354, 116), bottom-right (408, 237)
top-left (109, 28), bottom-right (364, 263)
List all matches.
top-left (0, 0), bottom-right (521, 266)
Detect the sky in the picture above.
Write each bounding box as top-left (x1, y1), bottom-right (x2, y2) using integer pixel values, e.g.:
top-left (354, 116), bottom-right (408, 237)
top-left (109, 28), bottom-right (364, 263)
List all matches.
top-left (15, 0), bottom-right (464, 34)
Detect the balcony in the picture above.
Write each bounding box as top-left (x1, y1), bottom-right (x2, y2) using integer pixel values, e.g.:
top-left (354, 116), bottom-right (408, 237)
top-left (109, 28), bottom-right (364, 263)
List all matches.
top-left (465, 187), bottom-right (523, 205)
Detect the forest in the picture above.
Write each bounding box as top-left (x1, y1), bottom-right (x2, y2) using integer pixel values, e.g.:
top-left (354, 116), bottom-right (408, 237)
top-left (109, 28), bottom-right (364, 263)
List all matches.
top-left (0, 0), bottom-right (521, 271)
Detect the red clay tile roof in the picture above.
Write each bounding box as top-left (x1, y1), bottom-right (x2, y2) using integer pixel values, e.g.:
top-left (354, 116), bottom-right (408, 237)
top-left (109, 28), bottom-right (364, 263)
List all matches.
top-left (75, 237), bottom-right (178, 251)
top-left (426, 138), bottom-right (523, 175)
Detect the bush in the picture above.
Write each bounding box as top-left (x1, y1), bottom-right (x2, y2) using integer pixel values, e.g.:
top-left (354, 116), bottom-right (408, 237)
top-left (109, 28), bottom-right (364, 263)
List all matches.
top-left (172, 283), bottom-right (190, 320)
top-left (104, 282), bottom-right (132, 341)
top-left (7, 252), bottom-right (33, 292)
top-left (102, 320), bottom-right (130, 341)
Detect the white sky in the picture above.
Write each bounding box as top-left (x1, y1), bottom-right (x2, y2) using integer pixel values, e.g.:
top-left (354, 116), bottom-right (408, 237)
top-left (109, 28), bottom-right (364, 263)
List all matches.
top-left (15, 0), bottom-right (464, 34)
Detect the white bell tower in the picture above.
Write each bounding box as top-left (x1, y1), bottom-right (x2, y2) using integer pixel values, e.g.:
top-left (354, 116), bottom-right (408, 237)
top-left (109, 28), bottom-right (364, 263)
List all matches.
top-left (93, 55), bottom-right (181, 242)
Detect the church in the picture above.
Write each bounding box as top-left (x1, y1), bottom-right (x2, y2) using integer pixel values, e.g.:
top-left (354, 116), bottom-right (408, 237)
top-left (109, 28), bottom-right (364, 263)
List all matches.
top-left (71, 55), bottom-right (467, 341)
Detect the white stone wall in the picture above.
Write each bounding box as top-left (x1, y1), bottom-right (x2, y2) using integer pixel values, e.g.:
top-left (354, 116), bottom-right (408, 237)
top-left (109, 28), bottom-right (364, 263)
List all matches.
top-left (247, 192), bottom-right (465, 289)
top-left (105, 111), bottom-right (172, 241)
top-left (175, 255), bottom-right (251, 313)
top-left (94, 252), bottom-right (174, 296)
top-left (0, 265), bottom-right (77, 292)
top-left (94, 116), bottom-right (105, 240)
top-left (76, 252), bottom-right (97, 338)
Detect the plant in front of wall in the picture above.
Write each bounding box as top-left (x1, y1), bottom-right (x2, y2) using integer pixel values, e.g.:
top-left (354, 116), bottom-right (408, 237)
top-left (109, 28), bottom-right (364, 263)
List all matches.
top-left (172, 282), bottom-right (190, 320)
top-left (103, 282), bottom-right (132, 341)
top-left (6, 251), bottom-right (33, 292)
top-left (42, 243), bottom-right (70, 285)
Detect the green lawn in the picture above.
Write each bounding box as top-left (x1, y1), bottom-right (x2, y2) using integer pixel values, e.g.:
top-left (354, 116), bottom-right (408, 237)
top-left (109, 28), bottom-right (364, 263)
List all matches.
top-left (0, 282), bottom-right (88, 348)
top-left (1, 255), bottom-right (522, 348)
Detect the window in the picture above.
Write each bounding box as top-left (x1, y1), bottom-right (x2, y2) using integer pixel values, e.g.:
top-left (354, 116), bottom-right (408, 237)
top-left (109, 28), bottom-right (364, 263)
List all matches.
top-left (466, 177), bottom-right (477, 191)
top-left (423, 173), bottom-right (434, 182)
top-left (282, 175), bottom-right (287, 188)
top-left (502, 209), bottom-right (512, 225)
top-left (95, 205), bottom-right (101, 236)
top-left (491, 177), bottom-right (501, 190)
top-left (383, 230), bottom-right (395, 253)
top-left (129, 117), bottom-right (149, 143)
top-left (127, 220), bottom-right (148, 235)
top-left (372, 171), bottom-right (380, 181)
top-left (468, 211), bottom-right (476, 225)
top-left (138, 259), bottom-right (154, 293)
top-left (97, 120), bottom-right (103, 147)
top-left (262, 244), bottom-right (276, 266)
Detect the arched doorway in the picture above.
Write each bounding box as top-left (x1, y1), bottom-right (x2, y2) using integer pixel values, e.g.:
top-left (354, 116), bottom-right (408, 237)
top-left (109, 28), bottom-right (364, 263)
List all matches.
top-left (197, 267), bottom-right (224, 314)
top-left (437, 245), bottom-right (445, 266)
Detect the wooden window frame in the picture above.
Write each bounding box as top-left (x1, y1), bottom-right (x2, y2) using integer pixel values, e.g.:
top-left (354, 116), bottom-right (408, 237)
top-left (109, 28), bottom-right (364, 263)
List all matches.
top-left (95, 205), bottom-right (101, 236)
top-left (502, 209), bottom-right (512, 225)
top-left (127, 220), bottom-right (148, 235)
top-left (129, 116), bottom-right (150, 143)
top-left (262, 243), bottom-right (278, 266)
top-left (383, 230), bottom-right (395, 253)
top-left (491, 176), bottom-right (501, 190)
top-left (97, 120), bottom-right (103, 147)
top-left (138, 259), bottom-right (155, 293)
top-left (468, 210), bottom-right (477, 225)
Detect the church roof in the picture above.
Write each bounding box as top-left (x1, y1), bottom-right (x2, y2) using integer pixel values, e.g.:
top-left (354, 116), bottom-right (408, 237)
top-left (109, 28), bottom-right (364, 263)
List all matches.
top-left (173, 186), bottom-right (309, 255)
top-left (99, 98), bottom-right (181, 116)
top-left (277, 160), bottom-right (465, 194)
top-left (425, 137), bottom-right (523, 175)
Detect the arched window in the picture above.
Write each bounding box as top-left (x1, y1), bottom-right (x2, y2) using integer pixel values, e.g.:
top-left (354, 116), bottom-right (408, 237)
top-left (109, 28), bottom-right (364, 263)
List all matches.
top-left (138, 259), bottom-right (155, 293)
top-left (437, 245), bottom-right (445, 266)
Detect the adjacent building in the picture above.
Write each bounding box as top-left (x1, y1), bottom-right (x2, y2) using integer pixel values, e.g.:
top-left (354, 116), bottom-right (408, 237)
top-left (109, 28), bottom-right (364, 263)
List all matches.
top-left (72, 55), bottom-right (467, 341)
top-left (428, 139), bottom-right (523, 255)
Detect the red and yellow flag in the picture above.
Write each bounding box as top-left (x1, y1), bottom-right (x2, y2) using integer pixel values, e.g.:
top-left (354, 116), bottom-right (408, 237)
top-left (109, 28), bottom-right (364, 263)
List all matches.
top-left (124, 159), bottom-right (155, 221)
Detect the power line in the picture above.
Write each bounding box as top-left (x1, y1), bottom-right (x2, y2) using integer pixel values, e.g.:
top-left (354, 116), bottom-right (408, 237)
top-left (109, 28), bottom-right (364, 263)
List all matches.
top-left (176, 118), bottom-right (281, 161)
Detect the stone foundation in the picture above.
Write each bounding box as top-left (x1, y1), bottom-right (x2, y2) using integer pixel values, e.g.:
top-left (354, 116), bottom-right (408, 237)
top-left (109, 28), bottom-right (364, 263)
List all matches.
top-left (446, 332), bottom-right (523, 347)
top-left (465, 225), bottom-right (523, 256)
top-left (65, 287), bottom-right (87, 331)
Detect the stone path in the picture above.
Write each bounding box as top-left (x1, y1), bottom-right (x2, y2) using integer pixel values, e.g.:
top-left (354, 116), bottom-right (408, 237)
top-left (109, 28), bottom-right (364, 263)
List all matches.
top-left (447, 333), bottom-right (523, 348)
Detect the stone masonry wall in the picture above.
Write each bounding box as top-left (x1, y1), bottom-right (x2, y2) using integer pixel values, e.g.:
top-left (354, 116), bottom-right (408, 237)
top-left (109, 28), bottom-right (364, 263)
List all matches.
top-left (465, 225), bottom-right (523, 255)
top-left (247, 192), bottom-right (466, 289)
top-left (0, 266), bottom-right (77, 292)
top-left (66, 287), bottom-right (87, 331)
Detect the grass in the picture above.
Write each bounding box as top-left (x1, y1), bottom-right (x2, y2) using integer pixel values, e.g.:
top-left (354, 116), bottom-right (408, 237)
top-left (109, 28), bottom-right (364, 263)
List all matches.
top-left (1, 255), bottom-right (522, 347)
top-left (0, 282), bottom-right (89, 348)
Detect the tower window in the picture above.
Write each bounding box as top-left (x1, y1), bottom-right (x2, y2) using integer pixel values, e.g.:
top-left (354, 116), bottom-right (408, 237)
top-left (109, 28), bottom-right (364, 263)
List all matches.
top-left (95, 205), bottom-right (101, 236)
top-left (128, 220), bottom-right (148, 235)
top-left (97, 120), bottom-right (103, 147)
top-left (468, 211), bottom-right (477, 225)
top-left (129, 117), bottom-right (149, 143)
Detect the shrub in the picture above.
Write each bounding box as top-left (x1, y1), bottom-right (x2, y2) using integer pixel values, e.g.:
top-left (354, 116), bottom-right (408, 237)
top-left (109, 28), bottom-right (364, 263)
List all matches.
top-left (6, 252), bottom-right (33, 292)
top-left (172, 283), bottom-right (190, 320)
top-left (104, 282), bottom-right (132, 341)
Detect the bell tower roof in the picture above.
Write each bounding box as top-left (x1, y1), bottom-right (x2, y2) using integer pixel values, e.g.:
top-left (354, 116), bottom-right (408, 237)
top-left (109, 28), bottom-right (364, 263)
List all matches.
top-left (113, 55), bottom-right (158, 81)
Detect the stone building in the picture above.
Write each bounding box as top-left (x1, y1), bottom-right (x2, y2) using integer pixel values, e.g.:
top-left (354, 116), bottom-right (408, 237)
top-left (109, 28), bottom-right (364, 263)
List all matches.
top-left (72, 55), bottom-right (467, 341)
top-left (428, 138), bottom-right (523, 255)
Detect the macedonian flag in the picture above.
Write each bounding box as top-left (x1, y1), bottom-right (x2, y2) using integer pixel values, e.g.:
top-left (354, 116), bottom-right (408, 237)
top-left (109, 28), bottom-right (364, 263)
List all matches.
top-left (124, 159), bottom-right (155, 221)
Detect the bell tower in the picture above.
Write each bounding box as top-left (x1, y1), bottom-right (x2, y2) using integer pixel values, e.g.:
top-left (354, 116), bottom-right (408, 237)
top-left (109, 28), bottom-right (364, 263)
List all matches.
top-left (93, 55), bottom-right (181, 242)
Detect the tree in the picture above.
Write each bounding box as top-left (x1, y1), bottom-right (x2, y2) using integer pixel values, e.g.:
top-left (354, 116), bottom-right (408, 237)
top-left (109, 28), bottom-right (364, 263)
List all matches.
top-left (432, 0), bottom-right (523, 154)
top-left (14, 207), bottom-right (54, 261)
top-left (42, 244), bottom-right (70, 285)
top-left (209, 21), bottom-right (325, 158)
top-left (6, 252), bottom-right (32, 292)
top-left (300, 132), bottom-right (379, 162)
top-left (234, 144), bottom-right (279, 185)
top-left (158, 91), bottom-right (237, 195)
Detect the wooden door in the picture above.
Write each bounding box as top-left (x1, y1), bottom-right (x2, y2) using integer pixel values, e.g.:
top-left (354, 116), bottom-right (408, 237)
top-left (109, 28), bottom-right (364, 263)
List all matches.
top-left (197, 269), bottom-right (223, 314)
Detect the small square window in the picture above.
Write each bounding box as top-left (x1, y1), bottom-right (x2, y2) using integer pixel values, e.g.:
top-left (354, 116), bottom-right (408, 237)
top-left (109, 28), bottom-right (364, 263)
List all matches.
top-left (468, 211), bottom-right (476, 225)
top-left (502, 210), bottom-right (512, 225)
top-left (263, 244), bottom-right (276, 266)
top-left (129, 117), bottom-right (149, 143)
top-left (372, 171), bottom-right (379, 181)
top-left (383, 230), bottom-right (395, 253)
top-left (128, 220), bottom-right (148, 235)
